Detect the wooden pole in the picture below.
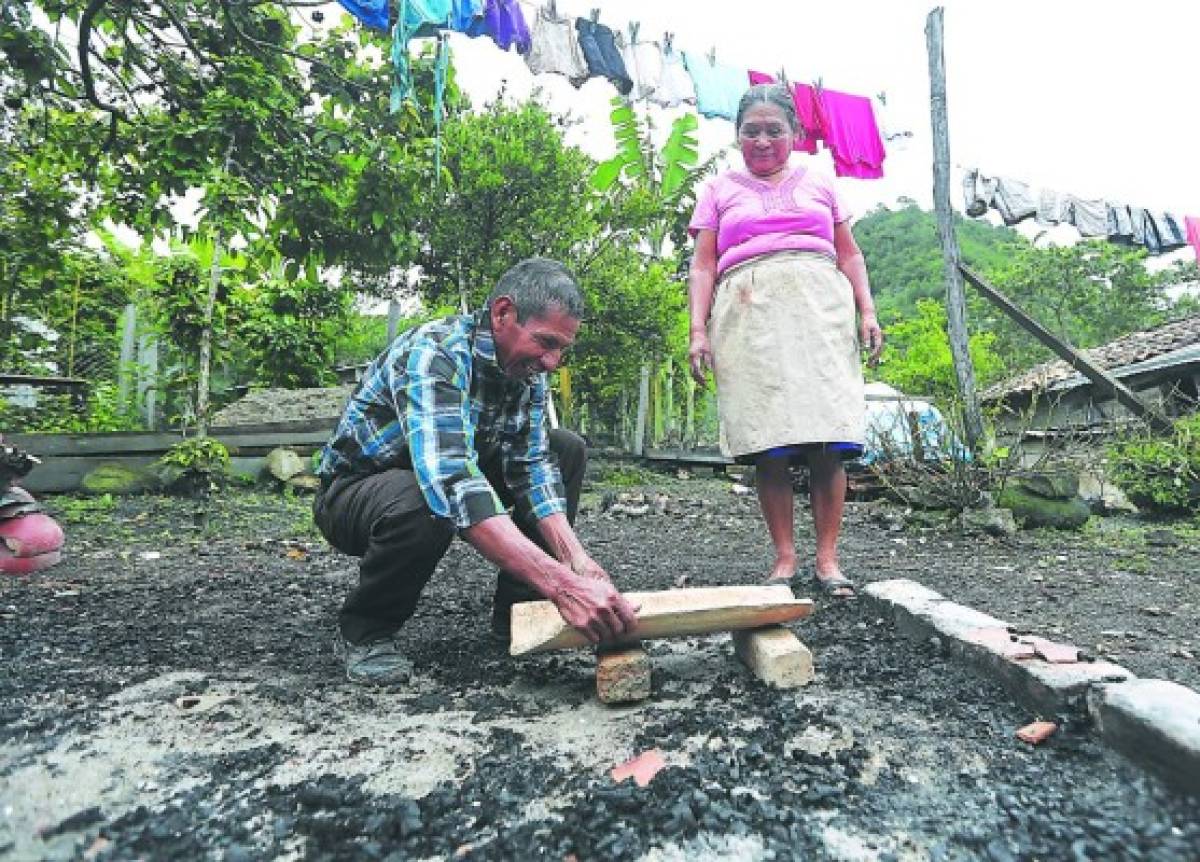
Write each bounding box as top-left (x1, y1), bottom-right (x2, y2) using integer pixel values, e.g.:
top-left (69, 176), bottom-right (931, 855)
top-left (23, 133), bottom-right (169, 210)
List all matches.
top-left (634, 363), bottom-right (650, 455)
top-left (958, 264), bottom-right (1174, 434)
top-left (386, 299), bottom-right (401, 343)
top-left (116, 302), bottom-right (137, 414)
top-left (195, 140), bottom-right (235, 438)
top-left (926, 7), bottom-right (983, 452)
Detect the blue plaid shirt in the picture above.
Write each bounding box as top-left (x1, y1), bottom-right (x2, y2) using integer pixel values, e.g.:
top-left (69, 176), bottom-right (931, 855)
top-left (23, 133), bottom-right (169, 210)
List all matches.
top-left (318, 309), bottom-right (567, 529)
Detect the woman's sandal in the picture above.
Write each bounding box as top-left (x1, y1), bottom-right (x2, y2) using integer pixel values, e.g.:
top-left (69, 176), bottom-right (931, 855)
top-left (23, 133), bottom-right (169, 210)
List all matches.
top-left (810, 566), bottom-right (857, 599)
top-left (764, 566), bottom-right (857, 599)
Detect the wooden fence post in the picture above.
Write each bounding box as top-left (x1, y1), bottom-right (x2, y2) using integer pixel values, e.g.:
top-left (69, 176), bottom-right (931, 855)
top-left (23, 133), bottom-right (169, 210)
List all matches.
top-left (634, 363), bottom-right (650, 456)
top-left (116, 303), bottom-right (137, 413)
top-left (926, 6), bottom-right (984, 452)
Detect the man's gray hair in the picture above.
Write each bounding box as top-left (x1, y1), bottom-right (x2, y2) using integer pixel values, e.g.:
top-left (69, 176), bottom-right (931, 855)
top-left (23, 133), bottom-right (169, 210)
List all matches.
top-left (735, 83), bottom-right (799, 135)
top-left (488, 258), bottom-right (585, 322)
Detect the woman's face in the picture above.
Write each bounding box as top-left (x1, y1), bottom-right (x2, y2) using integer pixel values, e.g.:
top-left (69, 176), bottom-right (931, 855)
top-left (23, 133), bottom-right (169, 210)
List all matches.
top-left (737, 102), bottom-right (795, 177)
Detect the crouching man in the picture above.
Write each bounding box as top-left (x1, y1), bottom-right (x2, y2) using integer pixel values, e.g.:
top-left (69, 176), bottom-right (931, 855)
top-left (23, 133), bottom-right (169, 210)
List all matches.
top-left (314, 258), bottom-right (639, 684)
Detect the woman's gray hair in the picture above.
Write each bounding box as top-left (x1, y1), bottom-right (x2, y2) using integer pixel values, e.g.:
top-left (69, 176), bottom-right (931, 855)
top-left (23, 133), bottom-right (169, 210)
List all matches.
top-left (489, 257), bottom-right (585, 322)
top-left (735, 83), bottom-right (799, 134)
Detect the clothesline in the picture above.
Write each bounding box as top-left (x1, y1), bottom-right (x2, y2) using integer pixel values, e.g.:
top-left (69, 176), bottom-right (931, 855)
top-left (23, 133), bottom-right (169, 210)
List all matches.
top-left (335, 0), bottom-right (897, 180)
top-left (963, 169), bottom-right (1200, 262)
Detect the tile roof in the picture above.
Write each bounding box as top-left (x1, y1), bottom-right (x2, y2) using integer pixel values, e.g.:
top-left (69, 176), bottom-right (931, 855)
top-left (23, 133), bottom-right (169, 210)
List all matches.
top-left (983, 313), bottom-right (1200, 402)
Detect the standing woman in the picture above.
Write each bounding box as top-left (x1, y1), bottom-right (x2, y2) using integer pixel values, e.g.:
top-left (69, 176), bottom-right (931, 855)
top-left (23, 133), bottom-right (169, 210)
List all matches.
top-left (687, 83), bottom-right (884, 598)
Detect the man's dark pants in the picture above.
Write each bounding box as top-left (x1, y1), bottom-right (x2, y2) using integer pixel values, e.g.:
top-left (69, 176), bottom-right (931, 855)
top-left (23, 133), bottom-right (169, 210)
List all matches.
top-left (313, 430), bottom-right (586, 645)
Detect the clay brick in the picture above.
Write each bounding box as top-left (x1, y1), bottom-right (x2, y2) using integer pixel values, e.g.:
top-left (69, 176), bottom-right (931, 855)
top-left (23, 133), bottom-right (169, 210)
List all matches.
top-left (732, 625), bottom-right (814, 689)
top-left (1016, 720), bottom-right (1058, 745)
top-left (596, 646), bottom-right (651, 704)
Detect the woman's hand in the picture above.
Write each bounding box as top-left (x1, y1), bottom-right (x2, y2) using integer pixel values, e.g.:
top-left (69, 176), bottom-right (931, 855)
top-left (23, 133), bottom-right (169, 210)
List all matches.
top-left (860, 312), bottom-right (884, 368)
top-left (689, 329), bottom-right (714, 386)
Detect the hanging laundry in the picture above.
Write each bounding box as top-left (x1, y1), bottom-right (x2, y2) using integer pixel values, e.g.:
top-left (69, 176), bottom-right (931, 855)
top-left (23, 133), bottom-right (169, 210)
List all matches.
top-left (391, 0), bottom-right (455, 112)
top-left (575, 17), bottom-right (633, 95)
top-left (1106, 202), bottom-right (1134, 240)
top-left (647, 39), bottom-right (695, 108)
top-left (1185, 216), bottom-right (1200, 264)
top-left (747, 71), bottom-right (820, 155)
top-left (620, 25), bottom-right (663, 102)
top-left (465, 0), bottom-right (531, 52)
top-left (1150, 211), bottom-right (1188, 253)
top-left (1035, 188), bottom-right (1064, 225)
top-left (962, 169), bottom-right (997, 217)
top-left (682, 51), bottom-right (745, 121)
top-left (336, 0), bottom-right (389, 30)
top-left (522, 1), bottom-right (589, 85)
top-left (816, 87), bottom-right (885, 179)
top-left (992, 178), bottom-right (1037, 225)
top-left (1060, 195), bottom-right (1108, 238)
top-left (448, 0), bottom-right (484, 32)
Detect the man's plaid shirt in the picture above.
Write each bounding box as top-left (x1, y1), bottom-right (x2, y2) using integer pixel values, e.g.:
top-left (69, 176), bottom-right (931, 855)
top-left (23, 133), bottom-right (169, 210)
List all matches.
top-left (317, 309), bottom-right (566, 529)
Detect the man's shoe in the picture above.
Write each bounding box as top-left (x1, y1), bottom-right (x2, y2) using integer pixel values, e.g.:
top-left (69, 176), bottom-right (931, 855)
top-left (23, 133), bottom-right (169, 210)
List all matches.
top-left (333, 631), bottom-right (413, 685)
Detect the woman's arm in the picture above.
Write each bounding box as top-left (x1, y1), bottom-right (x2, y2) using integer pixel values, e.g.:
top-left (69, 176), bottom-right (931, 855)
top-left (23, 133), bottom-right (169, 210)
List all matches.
top-left (687, 229), bottom-right (720, 384)
top-left (833, 220), bottom-right (884, 366)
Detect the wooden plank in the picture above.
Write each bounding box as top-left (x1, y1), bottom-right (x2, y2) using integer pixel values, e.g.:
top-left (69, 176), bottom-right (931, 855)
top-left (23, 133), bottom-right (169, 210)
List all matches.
top-left (958, 264), bottom-right (1174, 434)
top-left (7, 419), bottom-right (337, 458)
top-left (18, 455), bottom-right (160, 494)
top-left (0, 374), bottom-right (89, 388)
top-left (510, 585), bottom-right (813, 656)
top-left (643, 449), bottom-right (732, 467)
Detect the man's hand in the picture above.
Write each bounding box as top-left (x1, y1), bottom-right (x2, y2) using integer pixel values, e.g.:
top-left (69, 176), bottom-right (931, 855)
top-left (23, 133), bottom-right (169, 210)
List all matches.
top-left (549, 572), bottom-right (639, 645)
top-left (569, 551), bottom-right (611, 582)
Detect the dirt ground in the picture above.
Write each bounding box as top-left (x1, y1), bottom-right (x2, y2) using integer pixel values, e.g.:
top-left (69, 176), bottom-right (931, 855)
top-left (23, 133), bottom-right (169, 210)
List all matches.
top-left (2, 461), bottom-right (1199, 861)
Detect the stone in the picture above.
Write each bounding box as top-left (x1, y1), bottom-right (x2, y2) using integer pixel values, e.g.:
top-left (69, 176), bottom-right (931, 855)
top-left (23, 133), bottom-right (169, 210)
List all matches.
top-left (1014, 471), bottom-right (1080, 500)
top-left (80, 462), bottom-right (156, 495)
top-left (997, 486), bottom-right (1091, 530)
top-left (957, 506), bottom-right (1018, 537)
top-left (732, 625), bottom-right (814, 688)
top-left (596, 646), bottom-right (651, 704)
top-left (1088, 678), bottom-right (1200, 795)
top-left (285, 474), bottom-right (322, 493)
top-left (265, 447), bottom-right (305, 482)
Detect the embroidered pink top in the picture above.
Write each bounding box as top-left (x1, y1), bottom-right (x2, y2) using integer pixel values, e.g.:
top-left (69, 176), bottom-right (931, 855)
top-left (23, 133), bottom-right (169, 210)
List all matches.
top-left (688, 165), bottom-right (849, 278)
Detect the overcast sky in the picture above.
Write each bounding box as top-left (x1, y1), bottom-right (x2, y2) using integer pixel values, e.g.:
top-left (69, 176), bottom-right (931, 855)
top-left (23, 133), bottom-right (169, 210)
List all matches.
top-left (395, 0), bottom-right (1199, 255)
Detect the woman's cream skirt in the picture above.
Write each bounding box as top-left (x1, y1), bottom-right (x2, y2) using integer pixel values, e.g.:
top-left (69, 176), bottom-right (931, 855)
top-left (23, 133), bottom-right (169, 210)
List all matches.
top-left (709, 251), bottom-right (866, 459)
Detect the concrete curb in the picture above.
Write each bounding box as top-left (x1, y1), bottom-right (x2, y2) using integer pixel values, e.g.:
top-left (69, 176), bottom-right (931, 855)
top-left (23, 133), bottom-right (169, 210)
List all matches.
top-left (863, 579), bottom-right (1200, 795)
top-left (1088, 679), bottom-right (1200, 796)
top-left (862, 579), bottom-right (1132, 715)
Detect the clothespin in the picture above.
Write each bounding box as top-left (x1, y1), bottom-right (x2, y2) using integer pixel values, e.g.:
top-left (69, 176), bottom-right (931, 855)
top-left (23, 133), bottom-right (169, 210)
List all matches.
top-left (777, 68), bottom-right (790, 88)
top-left (629, 21), bottom-right (640, 44)
top-left (707, 45), bottom-right (716, 66)
top-left (548, 0), bottom-right (556, 16)
top-left (876, 91), bottom-right (888, 106)
top-left (663, 32), bottom-right (674, 53)
top-left (813, 76), bottom-right (824, 94)
top-left (589, 7), bottom-right (600, 22)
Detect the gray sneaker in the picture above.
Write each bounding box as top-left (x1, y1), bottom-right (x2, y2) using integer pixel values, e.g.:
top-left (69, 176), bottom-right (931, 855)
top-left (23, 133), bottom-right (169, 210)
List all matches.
top-left (333, 631), bottom-right (413, 685)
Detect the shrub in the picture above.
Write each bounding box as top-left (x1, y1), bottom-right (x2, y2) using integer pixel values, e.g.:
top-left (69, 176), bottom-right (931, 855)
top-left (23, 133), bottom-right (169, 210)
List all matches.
top-left (1107, 413), bottom-right (1200, 513)
top-left (157, 437), bottom-right (232, 497)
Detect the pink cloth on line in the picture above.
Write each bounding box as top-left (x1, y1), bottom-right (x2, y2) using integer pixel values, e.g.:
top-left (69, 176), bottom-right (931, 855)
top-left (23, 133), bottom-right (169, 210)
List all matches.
top-left (1186, 216), bottom-right (1200, 265)
top-left (817, 88), bottom-right (886, 179)
top-left (747, 70), bottom-right (820, 154)
top-left (688, 164), bottom-right (848, 278)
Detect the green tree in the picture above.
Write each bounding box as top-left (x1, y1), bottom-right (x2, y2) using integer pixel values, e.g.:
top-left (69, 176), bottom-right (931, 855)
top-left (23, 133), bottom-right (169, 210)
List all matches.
top-left (876, 299), bottom-right (1004, 398)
